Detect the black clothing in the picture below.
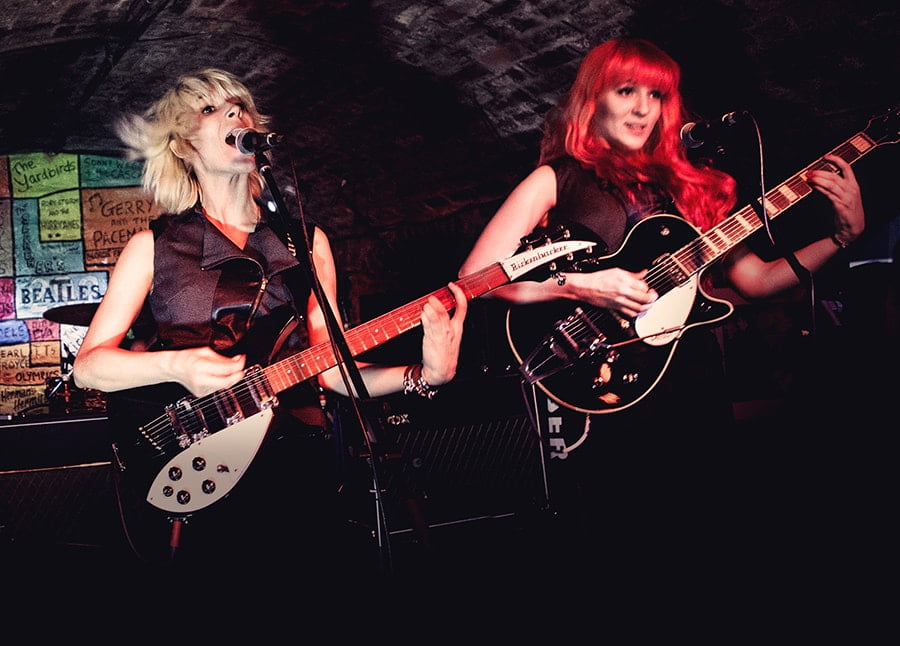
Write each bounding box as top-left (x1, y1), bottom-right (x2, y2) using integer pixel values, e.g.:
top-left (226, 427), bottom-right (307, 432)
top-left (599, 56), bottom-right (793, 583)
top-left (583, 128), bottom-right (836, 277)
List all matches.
top-left (549, 155), bottom-right (678, 254)
top-left (535, 156), bottom-right (740, 580)
top-left (148, 207), bottom-right (305, 360)
top-left (107, 208), bottom-right (368, 581)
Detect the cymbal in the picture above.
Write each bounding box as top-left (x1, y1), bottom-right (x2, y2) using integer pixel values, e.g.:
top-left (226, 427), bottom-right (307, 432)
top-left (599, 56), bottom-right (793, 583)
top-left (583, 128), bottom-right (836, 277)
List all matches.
top-left (43, 303), bottom-right (100, 326)
top-left (43, 303), bottom-right (155, 332)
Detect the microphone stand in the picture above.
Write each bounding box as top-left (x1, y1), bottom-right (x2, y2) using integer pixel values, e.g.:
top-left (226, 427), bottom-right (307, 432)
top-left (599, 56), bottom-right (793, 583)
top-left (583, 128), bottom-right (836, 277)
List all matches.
top-left (741, 113), bottom-right (818, 337)
top-left (253, 150), bottom-right (396, 575)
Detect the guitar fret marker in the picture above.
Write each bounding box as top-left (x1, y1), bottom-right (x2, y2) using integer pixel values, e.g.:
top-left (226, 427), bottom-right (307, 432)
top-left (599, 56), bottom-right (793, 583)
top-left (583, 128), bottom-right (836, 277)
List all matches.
top-left (848, 134), bottom-right (871, 152)
top-left (707, 229), bottom-right (728, 251)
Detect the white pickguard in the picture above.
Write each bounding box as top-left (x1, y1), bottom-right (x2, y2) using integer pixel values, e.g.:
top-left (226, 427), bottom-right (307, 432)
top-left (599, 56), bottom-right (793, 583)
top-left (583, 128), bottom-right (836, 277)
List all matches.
top-left (146, 408), bottom-right (273, 514)
top-left (634, 275), bottom-right (698, 346)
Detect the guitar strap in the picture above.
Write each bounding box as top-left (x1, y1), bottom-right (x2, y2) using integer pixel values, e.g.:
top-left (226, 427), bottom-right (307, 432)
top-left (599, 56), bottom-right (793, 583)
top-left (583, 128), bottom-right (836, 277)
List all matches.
top-left (747, 198), bottom-right (812, 285)
top-left (748, 198), bottom-right (819, 336)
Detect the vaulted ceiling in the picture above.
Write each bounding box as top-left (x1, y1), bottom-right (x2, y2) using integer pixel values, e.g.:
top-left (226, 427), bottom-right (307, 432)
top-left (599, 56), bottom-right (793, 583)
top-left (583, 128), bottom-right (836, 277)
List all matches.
top-left (3, 1), bottom-right (898, 324)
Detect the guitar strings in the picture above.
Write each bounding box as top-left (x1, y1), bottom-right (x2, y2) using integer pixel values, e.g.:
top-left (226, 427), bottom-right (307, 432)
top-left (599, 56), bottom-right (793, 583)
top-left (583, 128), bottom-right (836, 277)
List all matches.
top-left (136, 286), bottom-right (458, 452)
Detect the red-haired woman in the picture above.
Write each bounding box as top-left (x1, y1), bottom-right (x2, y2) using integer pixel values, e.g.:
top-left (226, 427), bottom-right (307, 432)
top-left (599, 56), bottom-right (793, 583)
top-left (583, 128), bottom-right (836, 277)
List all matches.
top-left (461, 38), bottom-right (863, 424)
top-left (459, 38), bottom-right (865, 571)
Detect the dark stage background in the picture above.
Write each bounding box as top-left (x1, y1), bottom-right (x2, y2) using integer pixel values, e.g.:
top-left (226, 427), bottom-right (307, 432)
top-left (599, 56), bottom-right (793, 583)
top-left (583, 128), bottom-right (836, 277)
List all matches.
top-left (0, 2), bottom-right (896, 618)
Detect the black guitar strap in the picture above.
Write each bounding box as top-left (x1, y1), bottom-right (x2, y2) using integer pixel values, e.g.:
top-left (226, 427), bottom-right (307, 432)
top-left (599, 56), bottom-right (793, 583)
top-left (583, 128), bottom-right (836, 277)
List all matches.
top-left (748, 198), bottom-right (819, 336)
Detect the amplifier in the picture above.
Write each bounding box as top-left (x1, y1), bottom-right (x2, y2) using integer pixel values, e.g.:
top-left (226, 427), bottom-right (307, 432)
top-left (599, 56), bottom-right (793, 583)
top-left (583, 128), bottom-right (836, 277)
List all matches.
top-left (337, 374), bottom-right (549, 535)
top-left (0, 414), bottom-right (117, 548)
top-left (0, 413), bottom-right (110, 470)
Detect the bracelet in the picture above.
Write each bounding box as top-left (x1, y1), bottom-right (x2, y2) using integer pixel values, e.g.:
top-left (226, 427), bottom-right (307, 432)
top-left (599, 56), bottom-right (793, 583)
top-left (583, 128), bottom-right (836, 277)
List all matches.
top-left (830, 233), bottom-right (851, 250)
top-left (402, 363), bottom-right (439, 400)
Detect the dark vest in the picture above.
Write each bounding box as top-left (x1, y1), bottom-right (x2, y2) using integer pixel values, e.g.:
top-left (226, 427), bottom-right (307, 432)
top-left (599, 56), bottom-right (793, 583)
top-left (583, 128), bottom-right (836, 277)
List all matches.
top-left (148, 207), bottom-right (309, 366)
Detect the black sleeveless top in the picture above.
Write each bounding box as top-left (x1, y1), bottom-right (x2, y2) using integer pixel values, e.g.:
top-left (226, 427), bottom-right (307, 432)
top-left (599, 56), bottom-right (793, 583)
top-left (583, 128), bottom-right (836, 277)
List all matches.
top-left (148, 206), bottom-right (309, 365)
top-left (548, 155), bottom-right (677, 253)
top-left (142, 206), bottom-right (321, 411)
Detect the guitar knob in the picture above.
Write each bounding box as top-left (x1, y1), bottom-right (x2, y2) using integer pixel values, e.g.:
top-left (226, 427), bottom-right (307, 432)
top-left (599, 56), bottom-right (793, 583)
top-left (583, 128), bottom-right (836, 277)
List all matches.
top-left (192, 456), bottom-right (207, 471)
top-left (176, 490), bottom-right (191, 505)
top-left (168, 466), bottom-right (183, 481)
top-left (592, 362), bottom-right (614, 390)
top-left (202, 479), bottom-right (216, 494)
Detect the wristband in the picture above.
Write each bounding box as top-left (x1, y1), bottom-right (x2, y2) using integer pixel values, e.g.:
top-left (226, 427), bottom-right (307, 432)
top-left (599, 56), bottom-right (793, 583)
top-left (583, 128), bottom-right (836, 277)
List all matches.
top-left (830, 233), bottom-right (850, 250)
top-left (402, 363), bottom-right (439, 399)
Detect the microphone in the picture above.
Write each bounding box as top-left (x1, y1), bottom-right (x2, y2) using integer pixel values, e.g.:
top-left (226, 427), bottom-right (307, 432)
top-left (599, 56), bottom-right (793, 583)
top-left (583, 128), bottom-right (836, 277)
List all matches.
top-left (680, 110), bottom-right (747, 148)
top-left (226, 128), bottom-right (285, 155)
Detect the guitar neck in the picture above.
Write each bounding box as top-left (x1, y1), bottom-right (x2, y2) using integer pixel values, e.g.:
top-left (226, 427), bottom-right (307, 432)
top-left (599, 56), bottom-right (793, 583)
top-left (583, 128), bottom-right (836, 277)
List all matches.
top-left (254, 237), bottom-right (594, 393)
top-left (664, 129), bottom-right (880, 283)
top-left (258, 260), bottom-right (516, 393)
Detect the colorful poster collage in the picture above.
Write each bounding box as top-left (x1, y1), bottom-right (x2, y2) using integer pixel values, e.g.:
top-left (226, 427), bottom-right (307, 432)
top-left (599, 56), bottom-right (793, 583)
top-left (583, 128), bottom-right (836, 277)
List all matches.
top-left (0, 153), bottom-right (159, 417)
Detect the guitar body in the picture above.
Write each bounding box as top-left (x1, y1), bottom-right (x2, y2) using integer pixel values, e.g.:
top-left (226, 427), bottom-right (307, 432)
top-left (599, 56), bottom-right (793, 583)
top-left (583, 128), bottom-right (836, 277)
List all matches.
top-left (506, 215), bottom-right (733, 414)
top-left (105, 383), bottom-right (267, 528)
top-left (107, 305), bottom-right (299, 519)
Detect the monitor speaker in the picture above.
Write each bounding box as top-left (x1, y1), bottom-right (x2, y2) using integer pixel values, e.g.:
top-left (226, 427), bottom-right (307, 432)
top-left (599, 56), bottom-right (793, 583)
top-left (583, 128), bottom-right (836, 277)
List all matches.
top-left (0, 415), bottom-right (118, 548)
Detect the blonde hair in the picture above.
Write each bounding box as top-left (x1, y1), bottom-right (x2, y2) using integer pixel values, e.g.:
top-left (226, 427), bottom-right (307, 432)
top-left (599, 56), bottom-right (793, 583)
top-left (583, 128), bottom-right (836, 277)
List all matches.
top-left (116, 68), bottom-right (270, 213)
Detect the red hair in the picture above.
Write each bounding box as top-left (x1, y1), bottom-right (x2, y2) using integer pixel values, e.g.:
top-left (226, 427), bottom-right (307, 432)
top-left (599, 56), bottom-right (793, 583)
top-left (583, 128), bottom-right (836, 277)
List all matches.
top-left (539, 39), bottom-right (736, 231)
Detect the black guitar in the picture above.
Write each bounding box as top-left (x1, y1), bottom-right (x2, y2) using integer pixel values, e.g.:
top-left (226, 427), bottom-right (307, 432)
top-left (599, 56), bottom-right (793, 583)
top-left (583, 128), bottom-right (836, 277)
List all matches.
top-left (506, 106), bottom-right (900, 415)
top-left (112, 234), bottom-right (595, 516)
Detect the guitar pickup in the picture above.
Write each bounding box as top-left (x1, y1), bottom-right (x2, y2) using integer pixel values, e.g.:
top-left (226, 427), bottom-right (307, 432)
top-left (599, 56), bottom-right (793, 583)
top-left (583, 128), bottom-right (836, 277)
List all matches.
top-left (244, 365), bottom-right (278, 412)
top-left (166, 398), bottom-right (209, 449)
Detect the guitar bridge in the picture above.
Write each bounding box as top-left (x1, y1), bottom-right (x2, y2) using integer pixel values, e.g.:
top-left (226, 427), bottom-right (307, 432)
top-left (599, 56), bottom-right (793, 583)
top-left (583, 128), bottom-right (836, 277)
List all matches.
top-left (519, 307), bottom-right (610, 383)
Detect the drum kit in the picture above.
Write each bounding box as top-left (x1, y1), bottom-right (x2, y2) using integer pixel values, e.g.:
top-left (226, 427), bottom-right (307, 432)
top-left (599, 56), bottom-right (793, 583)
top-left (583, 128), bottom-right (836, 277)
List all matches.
top-left (40, 303), bottom-right (154, 416)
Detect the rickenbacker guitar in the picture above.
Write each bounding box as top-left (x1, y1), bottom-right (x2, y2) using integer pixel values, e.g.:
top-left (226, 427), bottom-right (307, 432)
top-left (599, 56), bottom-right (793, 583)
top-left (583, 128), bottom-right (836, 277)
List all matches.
top-left (112, 233), bottom-right (595, 516)
top-left (506, 106), bottom-right (900, 415)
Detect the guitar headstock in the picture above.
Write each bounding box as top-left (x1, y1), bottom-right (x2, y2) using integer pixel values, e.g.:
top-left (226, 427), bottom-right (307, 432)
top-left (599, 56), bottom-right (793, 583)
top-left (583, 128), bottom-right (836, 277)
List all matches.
top-left (511, 223), bottom-right (599, 283)
top-left (518, 224), bottom-right (575, 249)
top-left (864, 105), bottom-right (900, 146)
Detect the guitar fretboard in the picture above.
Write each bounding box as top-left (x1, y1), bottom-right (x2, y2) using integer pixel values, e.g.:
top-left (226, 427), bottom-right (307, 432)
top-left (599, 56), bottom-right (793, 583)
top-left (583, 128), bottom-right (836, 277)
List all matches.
top-left (648, 130), bottom-right (879, 294)
top-left (261, 262), bottom-right (512, 393)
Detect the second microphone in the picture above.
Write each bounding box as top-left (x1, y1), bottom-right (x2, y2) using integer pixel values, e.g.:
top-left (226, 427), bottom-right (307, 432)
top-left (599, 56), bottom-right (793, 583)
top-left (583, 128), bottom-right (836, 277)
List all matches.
top-left (680, 110), bottom-right (748, 149)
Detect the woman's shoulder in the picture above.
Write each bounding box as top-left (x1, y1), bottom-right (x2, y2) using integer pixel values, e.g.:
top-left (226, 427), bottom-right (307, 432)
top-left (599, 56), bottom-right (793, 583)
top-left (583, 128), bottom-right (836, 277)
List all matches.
top-left (116, 226), bottom-right (155, 265)
top-left (148, 207), bottom-right (201, 238)
top-left (546, 155), bottom-right (605, 185)
top-left (544, 154), bottom-right (580, 173)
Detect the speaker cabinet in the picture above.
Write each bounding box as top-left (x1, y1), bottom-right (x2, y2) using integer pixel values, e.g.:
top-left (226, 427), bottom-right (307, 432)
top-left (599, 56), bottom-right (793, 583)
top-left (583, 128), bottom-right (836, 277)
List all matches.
top-left (0, 415), bottom-right (117, 548)
top-left (338, 374), bottom-right (548, 536)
